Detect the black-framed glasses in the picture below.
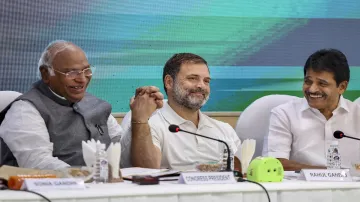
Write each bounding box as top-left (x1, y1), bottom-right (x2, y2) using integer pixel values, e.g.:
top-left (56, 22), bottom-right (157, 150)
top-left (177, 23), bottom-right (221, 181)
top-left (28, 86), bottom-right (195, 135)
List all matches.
top-left (52, 66), bottom-right (95, 79)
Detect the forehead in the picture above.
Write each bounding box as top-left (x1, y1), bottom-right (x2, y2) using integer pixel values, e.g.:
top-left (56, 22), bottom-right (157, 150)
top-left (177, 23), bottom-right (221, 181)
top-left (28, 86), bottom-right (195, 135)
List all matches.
top-left (52, 46), bottom-right (88, 70)
top-left (178, 62), bottom-right (209, 77)
top-left (305, 68), bottom-right (335, 82)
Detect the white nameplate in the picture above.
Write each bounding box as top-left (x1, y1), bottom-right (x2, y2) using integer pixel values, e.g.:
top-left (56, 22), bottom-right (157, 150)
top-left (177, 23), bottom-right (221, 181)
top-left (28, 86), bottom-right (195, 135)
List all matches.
top-left (178, 172), bottom-right (236, 184)
top-left (299, 169), bottom-right (352, 182)
top-left (21, 178), bottom-right (86, 191)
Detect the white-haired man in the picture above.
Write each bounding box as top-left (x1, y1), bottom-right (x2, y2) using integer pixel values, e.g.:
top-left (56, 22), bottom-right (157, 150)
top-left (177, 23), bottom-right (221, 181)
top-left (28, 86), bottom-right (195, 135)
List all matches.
top-left (0, 40), bottom-right (163, 169)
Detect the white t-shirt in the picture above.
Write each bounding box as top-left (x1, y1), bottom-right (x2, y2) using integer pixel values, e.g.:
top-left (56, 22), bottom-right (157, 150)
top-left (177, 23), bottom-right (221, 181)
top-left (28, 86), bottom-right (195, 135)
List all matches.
top-left (263, 96), bottom-right (360, 168)
top-left (149, 102), bottom-right (241, 170)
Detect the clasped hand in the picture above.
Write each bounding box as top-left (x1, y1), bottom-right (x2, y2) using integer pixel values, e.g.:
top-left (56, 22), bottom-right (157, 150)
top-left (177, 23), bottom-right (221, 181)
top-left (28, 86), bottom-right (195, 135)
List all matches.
top-left (130, 86), bottom-right (164, 122)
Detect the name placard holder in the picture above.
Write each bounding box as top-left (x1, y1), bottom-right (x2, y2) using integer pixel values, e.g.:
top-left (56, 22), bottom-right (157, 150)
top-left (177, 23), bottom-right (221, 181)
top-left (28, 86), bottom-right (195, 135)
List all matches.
top-left (178, 172), bottom-right (236, 184)
top-left (299, 169), bottom-right (352, 182)
top-left (21, 178), bottom-right (86, 191)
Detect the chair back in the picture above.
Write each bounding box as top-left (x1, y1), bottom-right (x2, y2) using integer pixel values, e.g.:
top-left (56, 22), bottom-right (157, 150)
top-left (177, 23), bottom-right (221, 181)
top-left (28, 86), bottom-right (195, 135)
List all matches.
top-left (235, 95), bottom-right (300, 159)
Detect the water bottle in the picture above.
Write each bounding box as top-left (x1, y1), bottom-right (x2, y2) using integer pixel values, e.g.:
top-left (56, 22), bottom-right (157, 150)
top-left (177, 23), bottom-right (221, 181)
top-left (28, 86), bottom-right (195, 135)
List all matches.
top-left (326, 141), bottom-right (341, 169)
top-left (94, 143), bottom-right (109, 183)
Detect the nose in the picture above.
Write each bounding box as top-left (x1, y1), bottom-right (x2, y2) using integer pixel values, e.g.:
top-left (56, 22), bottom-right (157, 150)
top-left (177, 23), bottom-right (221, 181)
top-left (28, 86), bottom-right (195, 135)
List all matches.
top-left (196, 80), bottom-right (206, 89)
top-left (74, 72), bottom-right (88, 82)
top-left (308, 83), bottom-right (319, 93)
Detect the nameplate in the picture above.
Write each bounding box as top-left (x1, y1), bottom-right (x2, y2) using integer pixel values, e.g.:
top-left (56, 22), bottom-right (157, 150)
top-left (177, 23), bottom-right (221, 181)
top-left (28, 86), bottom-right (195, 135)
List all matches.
top-left (178, 172), bottom-right (236, 184)
top-left (21, 178), bottom-right (86, 191)
top-left (299, 169), bottom-right (352, 182)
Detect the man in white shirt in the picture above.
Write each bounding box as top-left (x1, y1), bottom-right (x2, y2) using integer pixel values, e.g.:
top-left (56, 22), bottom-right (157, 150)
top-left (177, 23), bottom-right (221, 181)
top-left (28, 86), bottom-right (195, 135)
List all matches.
top-left (129, 53), bottom-right (241, 170)
top-left (263, 48), bottom-right (360, 170)
top-left (0, 40), bottom-right (163, 169)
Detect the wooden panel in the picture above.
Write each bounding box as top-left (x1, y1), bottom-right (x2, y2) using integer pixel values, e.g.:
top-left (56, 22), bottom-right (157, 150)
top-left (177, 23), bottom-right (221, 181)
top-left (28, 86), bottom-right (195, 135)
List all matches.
top-left (115, 116), bottom-right (239, 128)
top-left (212, 116), bottom-right (238, 128)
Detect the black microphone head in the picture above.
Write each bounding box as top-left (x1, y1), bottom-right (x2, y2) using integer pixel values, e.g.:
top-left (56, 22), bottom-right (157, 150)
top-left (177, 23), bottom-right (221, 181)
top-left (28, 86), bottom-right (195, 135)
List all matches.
top-left (169, 124), bottom-right (180, 133)
top-left (333, 130), bottom-right (344, 139)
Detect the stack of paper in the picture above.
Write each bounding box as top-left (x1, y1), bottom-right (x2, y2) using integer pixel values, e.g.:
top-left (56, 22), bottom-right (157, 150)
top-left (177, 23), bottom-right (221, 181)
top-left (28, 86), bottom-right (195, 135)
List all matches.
top-left (120, 167), bottom-right (179, 179)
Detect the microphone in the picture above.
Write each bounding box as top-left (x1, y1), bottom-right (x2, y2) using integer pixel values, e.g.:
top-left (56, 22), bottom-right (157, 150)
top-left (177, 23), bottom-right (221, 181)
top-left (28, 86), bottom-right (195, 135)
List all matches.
top-left (334, 130), bottom-right (360, 141)
top-left (168, 124), bottom-right (232, 171)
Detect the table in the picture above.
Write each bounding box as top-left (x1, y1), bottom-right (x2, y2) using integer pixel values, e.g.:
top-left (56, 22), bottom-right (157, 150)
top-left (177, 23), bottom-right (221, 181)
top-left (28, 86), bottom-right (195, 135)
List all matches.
top-left (1, 180), bottom-right (360, 202)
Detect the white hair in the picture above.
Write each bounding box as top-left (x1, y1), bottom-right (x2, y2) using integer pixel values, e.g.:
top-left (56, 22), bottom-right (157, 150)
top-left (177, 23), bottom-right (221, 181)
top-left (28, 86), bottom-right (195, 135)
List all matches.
top-left (37, 40), bottom-right (74, 78)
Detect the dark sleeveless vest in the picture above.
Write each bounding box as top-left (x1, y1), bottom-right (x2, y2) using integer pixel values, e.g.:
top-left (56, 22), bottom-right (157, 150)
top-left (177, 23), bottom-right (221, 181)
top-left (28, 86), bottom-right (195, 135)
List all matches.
top-left (0, 80), bottom-right (112, 166)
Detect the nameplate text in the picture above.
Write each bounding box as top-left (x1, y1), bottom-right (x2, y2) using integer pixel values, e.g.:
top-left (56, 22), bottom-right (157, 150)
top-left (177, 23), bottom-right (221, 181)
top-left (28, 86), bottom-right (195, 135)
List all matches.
top-left (299, 169), bottom-right (352, 182)
top-left (178, 172), bottom-right (236, 184)
top-left (21, 178), bottom-right (86, 191)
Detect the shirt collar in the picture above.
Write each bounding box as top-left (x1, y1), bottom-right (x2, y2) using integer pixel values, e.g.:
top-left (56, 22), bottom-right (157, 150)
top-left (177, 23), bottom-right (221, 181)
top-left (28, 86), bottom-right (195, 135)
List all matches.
top-left (48, 87), bottom-right (67, 100)
top-left (300, 95), bottom-right (349, 113)
top-left (336, 95), bottom-right (350, 113)
top-left (160, 101), bottom-right (213, 128)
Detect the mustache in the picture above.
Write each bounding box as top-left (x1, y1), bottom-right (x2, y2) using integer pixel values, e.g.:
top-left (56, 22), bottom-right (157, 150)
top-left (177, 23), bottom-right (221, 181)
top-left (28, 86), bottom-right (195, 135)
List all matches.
top-left (305, 91), bottom-right (326, 96)
top-left (189, 88), bottom-right (207, 94)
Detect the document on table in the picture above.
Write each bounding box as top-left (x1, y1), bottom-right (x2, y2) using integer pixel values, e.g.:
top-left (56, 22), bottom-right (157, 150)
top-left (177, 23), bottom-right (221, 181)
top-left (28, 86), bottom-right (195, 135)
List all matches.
top-left (283, 171), bottom-right (301, 180)
top-left (120, 167), bottom-right (180, 179)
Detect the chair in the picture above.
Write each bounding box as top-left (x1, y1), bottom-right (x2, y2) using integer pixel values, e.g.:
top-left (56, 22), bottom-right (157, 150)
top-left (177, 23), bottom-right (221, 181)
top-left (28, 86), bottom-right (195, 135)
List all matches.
top-left (0, 91), bottom-right (22, 112)
top-left (0, 91), bottom-right (22, 164)
top-left (120, 99), bottom-right (167, 129)
top-left (235, 95), bottom-right (300, 159)
top-left (354, 97), bottom-right (360, 105)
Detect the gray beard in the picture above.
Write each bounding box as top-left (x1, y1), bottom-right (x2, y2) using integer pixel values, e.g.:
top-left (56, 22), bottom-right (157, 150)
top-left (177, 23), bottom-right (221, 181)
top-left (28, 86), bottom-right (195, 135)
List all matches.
top-left (172, 82), bottom-right (209, 110)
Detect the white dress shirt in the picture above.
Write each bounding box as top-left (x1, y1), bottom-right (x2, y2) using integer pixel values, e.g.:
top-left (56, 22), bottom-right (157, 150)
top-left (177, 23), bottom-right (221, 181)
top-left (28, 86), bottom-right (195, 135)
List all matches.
top-left (149, 102), bottom-right (241, 171)
top-left (0, 100), bottom-right (124, 170)
top-left (263, 96), bottom-right (360, 168)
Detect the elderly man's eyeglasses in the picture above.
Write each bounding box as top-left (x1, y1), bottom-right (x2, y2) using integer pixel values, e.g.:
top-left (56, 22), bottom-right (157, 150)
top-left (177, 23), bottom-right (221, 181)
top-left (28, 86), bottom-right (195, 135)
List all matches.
top-left (51, 66), bottom-right (95, 79)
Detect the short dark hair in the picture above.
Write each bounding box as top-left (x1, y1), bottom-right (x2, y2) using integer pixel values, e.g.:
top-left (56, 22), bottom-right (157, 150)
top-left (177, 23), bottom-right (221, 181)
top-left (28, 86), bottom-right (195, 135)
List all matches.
top-left (162, 53), bottom-right (208, 94)
top-left (304, 48), bottom-right (350, 86)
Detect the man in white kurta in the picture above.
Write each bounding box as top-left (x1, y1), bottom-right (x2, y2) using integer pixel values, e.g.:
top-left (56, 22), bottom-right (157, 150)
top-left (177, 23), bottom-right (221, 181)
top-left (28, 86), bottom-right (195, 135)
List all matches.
top-left (263, 48), bottom-right (360, 170)
top-left (263, 96), bottom-right (360, 169)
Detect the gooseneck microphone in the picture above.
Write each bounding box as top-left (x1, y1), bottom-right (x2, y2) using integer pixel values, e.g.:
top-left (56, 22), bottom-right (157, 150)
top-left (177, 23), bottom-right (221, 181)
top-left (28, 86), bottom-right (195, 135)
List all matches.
top-left (168, 124), bottom-right (232, 171)
top-left (334, 130), bottom-right (360, 141)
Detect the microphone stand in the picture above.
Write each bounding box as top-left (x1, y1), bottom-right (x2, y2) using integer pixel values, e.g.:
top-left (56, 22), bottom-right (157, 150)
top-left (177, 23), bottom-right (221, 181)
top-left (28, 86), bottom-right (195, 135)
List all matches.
top-left (178, 129), bottom-right (232, 171)
top-left (342, 135), bottom-right (360, 141)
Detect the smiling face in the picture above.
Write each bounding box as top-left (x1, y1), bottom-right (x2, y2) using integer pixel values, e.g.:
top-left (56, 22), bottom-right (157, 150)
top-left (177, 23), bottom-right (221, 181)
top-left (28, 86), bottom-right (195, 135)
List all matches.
top-left (166, 62), bottom-right (210, 110)
top-left (41, 45), bottom-right (91, 103)
top-left (303, 68), bottom-right (347, 113)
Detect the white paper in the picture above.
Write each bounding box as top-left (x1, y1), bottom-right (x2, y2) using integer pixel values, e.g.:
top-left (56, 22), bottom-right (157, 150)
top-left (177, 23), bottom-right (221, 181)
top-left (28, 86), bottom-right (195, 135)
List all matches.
top-left (120, 167), bottom-right (179, 178)
top-left (240, 139), bottom-right (256, 174)
top-left (21, 178), bottom-right (85, 191)
top-left (178, 172), bottom-right (236, 184)
top-left (107, 142), bottom-right (121, 178)
top-left (299, 169), bottom-right (352, 182)
top-left (283, 171), bottom-right (300, 180)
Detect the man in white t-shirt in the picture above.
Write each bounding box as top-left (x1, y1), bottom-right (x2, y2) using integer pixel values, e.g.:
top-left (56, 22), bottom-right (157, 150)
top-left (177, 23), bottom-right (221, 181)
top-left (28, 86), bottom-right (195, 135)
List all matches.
top-left (263, 49), bottom-right (360, 170)
top-left (129, 53), bottom-right (241, 170)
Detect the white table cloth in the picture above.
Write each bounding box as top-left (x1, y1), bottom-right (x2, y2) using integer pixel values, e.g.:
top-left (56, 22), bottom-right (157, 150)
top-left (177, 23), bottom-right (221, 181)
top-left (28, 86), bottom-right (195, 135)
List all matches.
top-left (1, 180), bottom-right (360, 202)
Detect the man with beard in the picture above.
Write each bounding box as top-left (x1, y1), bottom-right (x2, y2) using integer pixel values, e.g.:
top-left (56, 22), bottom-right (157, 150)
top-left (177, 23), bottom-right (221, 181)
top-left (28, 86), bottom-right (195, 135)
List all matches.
top-left (128, 53), bottom-right (241, 170)
top-left (263, 49), bottom-right (360, 171)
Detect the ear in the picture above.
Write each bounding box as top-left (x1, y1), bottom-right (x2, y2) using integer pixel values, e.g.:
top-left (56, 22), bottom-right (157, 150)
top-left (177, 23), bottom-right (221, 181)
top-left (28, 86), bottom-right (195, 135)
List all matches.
top-left (164, 75), bottom-right (174, 92)
top-left (39, 65), bottom-right (50, 84)
top-left (338, 81), bottom-right (348, 95)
